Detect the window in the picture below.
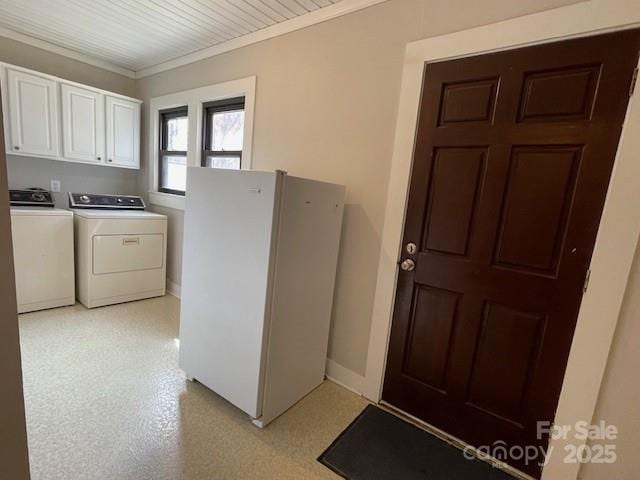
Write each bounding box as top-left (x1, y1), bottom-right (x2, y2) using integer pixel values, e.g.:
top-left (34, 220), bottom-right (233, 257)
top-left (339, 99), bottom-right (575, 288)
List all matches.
top-left (202, 97), bottom-right (245, 169)
top-left (149, 76), bottom-right (255, 210)
top-left (159, 107), bottom-right (188, 195)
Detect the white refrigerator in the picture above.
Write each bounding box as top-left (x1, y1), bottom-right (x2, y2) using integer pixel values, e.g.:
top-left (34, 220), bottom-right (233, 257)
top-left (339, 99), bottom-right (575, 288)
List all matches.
top-left (178, 168), bottom-right (345, 427)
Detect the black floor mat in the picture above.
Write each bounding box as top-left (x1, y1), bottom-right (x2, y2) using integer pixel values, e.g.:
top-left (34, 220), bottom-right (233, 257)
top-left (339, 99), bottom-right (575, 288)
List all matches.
top-left (318, 405), bottom-right (515, 480)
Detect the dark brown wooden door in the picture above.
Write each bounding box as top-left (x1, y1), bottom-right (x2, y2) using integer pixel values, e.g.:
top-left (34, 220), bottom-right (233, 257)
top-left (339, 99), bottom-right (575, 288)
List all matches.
top-left (382, 30), bottom-right (640, 478)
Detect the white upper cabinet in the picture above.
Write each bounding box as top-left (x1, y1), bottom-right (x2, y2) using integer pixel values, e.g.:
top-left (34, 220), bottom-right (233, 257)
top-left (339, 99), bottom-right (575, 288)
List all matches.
top-left (1, 63), bottom-right (141, 170)
top-left (6, 68), bottom-right (59, 157)
top-left (106, 96), bottom-right (140, 169)
top-left (61, 84), bottom-right (105, 164)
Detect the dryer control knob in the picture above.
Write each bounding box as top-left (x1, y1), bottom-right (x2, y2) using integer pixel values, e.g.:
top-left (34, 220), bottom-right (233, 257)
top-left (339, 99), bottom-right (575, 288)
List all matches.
top-left (80, 195), bottom-right (90, 204)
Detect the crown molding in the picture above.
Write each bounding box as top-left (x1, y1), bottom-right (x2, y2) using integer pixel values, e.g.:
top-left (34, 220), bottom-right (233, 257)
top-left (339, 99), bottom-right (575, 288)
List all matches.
top-left (134, 0), bottom-right (389, 78)
top-left (0, 0), bottom-right (389, 80)
top-left (0, 27), bottom-right (136, 78)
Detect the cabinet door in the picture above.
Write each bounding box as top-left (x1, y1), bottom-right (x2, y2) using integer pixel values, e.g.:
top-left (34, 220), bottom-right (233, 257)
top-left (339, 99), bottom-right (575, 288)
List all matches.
top-left (6, 68), bottom-right (59, 157)
top-left (61, 84), bottom-right (105, 164)
top-left (105, 96), bottom-right (140, 168)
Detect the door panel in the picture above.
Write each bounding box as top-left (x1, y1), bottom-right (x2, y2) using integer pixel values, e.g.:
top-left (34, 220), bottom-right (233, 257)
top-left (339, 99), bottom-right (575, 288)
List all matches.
top-left (466, 302), bottom-right (544, 423)
top-left (423, 147), bottom-right (485, 256)
top-left (106, 96), bottom-right (140, 168)
top-left (438, 78), bottom-right (499, 125)
top-left (402, 286), bottom-right (460, 391)
top-left (93, 234), bottom-right (164, 275)
top-left (517, 65), bottom-right (600, 122)
top-left (61, 84), bottom-right (104, 164)
top-left (7, 69), bottom-right (59, 157)
top-left (494, 145), bottom-right (580, 274)
top-left (383, 30), bottom-right (640, 478)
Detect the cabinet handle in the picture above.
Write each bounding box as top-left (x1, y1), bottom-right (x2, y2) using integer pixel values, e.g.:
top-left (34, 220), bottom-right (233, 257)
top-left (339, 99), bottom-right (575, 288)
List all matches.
top-left (97, 156), bottom-right (101, 160)
top-left (14, 146), bottom-right (19, 150)
top-left (107, 159), bottom-right (112, 163)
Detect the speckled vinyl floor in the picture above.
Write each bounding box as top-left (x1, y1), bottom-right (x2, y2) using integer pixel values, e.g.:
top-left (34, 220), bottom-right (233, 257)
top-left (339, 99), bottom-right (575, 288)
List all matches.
top-left (18, 295), bottom-right (368, 480)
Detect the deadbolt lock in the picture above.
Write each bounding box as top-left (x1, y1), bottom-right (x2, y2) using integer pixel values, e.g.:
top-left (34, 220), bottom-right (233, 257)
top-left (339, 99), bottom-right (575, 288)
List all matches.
top-left (406, 242), bottom-right (417, 254)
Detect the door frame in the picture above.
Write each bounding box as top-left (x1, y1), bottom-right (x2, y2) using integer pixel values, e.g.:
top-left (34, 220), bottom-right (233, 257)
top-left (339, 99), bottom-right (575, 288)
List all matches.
top-left (364, 1), bottom-right (640, 479)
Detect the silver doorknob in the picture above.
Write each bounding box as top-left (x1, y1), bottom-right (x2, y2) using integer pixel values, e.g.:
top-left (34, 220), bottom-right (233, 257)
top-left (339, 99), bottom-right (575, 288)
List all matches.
top-left (400, 259), bottom-right (415, 271)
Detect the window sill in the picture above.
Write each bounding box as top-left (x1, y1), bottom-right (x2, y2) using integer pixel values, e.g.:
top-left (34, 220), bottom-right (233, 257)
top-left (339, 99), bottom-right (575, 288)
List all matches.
top-left (148, 191), bottom-right (185, 211)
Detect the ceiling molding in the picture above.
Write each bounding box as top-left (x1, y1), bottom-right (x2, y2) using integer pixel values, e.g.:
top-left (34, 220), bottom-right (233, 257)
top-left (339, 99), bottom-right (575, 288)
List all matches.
top-left (134, 0), bottom-right (389, 78)
top-left (0, 0), bottom-right (388, 80)
top-left (0, 27), bottom-right (136, 78)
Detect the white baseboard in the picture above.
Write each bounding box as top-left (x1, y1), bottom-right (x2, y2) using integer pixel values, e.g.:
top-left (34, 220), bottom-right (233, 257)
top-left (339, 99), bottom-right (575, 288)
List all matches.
top-left (325, 358), bottom-right (365, 396)
top-left (166, 279), bottom-right (181, 299)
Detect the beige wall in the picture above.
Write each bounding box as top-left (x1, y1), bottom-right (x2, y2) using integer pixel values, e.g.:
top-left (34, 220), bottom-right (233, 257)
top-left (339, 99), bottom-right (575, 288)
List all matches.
top-left (0, 89), bottom-right (30, 479)
top-left (135, 0), bottom-right (578, 376)
top-left (580, 245), bottom-right (640, 479)
top-left (0, 38), bottom-right (138, 207)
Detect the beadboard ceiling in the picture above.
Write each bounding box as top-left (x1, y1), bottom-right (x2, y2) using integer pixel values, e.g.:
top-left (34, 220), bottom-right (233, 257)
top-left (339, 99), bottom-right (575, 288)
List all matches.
top-left (0, 0), bottom-right (383, 77)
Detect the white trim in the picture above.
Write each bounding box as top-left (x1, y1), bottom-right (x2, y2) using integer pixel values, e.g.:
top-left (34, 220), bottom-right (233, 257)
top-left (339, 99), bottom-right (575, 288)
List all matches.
top-left (148, 76), bottom-right (256, 211)
top-left (133, 0), bottom-right (388, 78)
top-left (148, 191), bottom-right (185, 211)
top-left (166, 279), bottom-right (181, 299)
top-left (325, 358), bottom-right (365, 396)
top-left (0, 27), bottom-right (136, 78)
top-left (364, 2), bottom-right (640, 480)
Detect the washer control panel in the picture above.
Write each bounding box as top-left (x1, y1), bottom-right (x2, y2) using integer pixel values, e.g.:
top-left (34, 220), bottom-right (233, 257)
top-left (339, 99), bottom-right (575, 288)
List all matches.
top-left (68, 193), bottom-right (146, 210)
top-left (10, 189), bottom-right (55, 207)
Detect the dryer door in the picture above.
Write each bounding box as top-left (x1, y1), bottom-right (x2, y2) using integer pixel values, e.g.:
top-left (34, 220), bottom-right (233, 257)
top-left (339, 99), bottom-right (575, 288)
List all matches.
top-left (93, 234), bottom-right (164, 274)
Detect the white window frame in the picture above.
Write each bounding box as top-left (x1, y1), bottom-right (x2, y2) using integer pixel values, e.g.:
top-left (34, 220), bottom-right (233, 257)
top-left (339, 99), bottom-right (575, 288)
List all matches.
top-left (148, 76), bottom-right (256, 210)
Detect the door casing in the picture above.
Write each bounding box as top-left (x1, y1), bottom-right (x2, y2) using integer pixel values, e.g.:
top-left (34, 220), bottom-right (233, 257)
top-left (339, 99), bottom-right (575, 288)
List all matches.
top-left (364, 2), bottom-right (640, 480)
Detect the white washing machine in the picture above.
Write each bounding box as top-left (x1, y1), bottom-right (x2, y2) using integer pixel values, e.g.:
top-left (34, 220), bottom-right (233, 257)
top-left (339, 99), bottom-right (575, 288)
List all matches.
top-left (9, 189), bottom-right (75, 313)
top-left (70, 193), bottom-right (167, 308)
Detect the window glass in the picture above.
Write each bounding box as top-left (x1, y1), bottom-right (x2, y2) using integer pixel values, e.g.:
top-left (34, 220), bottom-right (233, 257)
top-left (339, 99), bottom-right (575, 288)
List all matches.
top-left (166, 116), bottom-right (188, 151)
top-left (161, 155), bottom-right (187, 191)
top-left (205, 155), bottom-right (241, 170)
top-left (210, 110), bottom-right (244, 151)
